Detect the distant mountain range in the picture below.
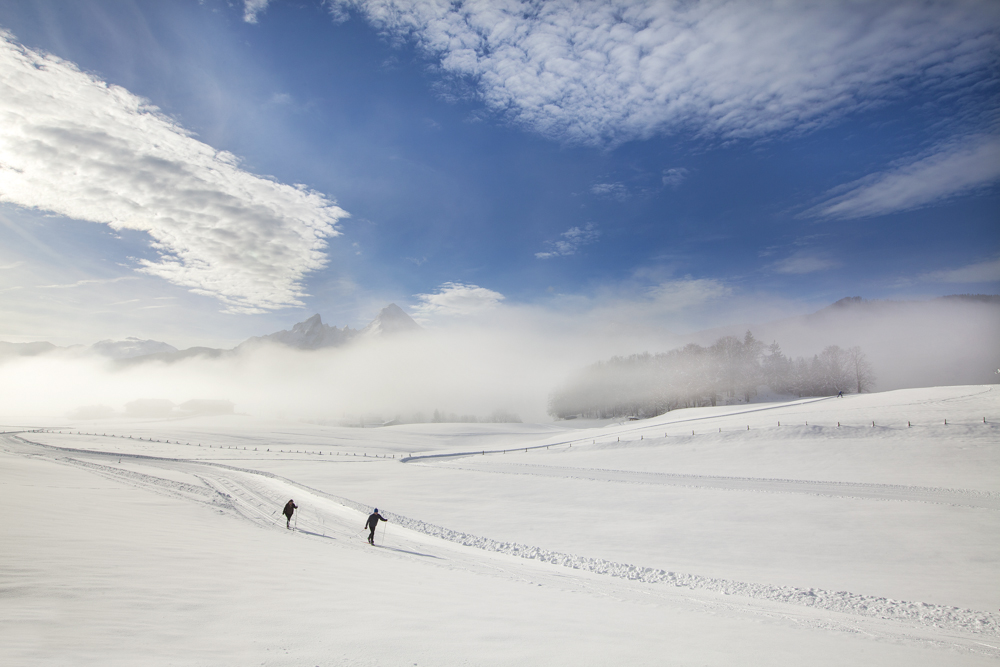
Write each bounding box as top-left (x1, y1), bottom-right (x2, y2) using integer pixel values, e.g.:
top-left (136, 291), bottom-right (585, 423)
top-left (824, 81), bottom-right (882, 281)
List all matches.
top-left (91, 337), bottom-right (179, 359)
top-left (0, 304), bottom-right (422, 365)
top-left (236, 303), bottom-right (420, 351)
top-left (1, 297), bottom-right (996, 387)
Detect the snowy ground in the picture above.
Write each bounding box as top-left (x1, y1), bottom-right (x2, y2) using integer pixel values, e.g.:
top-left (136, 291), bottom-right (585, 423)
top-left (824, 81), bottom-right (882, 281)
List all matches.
top-left (2, 385), bottom-right (999, 665)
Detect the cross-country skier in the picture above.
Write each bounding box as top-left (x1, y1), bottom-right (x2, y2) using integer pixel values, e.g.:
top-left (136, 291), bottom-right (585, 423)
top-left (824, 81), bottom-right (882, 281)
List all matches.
top-left (283, 499), bottom-right (298, 529)
top-left (365, 508), bottom-right (387, 545)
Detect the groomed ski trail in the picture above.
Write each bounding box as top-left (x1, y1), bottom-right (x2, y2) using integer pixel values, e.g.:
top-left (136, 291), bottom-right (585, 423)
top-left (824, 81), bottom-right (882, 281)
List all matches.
top-left (3, 433), bottom-right (998, 656)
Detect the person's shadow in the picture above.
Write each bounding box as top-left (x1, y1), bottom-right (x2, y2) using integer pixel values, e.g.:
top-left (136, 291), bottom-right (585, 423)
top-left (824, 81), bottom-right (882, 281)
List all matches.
top-left (298, 529), bottom-right (442, 559)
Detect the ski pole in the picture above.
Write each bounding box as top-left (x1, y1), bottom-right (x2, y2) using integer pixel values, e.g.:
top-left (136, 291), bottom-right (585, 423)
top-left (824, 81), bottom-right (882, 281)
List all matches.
top-left (380, 518), bottom-right (387, 546)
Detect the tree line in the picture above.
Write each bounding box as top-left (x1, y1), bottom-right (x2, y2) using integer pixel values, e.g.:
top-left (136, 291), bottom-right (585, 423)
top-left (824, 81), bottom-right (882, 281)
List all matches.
top-left (548, 332), bottom-right (875, 420)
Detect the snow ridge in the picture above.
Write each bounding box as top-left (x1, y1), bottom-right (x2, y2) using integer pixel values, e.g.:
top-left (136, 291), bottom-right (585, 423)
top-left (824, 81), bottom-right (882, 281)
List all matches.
top-left (214, 458), bottom-right (998, 638)
top-left (375, 509), bottom-right (1000, 637)
top-left (61, 456), bottom-right (232, 509)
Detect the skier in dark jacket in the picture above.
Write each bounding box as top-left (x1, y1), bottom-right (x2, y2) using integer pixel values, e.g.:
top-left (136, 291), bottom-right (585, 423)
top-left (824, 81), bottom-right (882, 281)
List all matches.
top-left (283, 499), bottom-right (298, 529)
top-left (365, 508), bottom-right (387, 545)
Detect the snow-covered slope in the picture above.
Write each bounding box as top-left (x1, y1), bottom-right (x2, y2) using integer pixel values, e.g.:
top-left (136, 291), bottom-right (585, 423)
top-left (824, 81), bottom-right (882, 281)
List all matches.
top-left (1, 385), bottom-right (997, 665)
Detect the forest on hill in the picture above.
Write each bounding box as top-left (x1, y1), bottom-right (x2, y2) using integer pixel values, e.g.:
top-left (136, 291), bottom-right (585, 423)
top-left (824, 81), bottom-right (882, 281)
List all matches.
top-left (548, 332), bottom-right (874, 420)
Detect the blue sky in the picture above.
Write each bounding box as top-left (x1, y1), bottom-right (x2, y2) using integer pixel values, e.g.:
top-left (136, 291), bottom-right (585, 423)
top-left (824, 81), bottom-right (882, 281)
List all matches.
top-left (0, 0), bottom-right (998, 348)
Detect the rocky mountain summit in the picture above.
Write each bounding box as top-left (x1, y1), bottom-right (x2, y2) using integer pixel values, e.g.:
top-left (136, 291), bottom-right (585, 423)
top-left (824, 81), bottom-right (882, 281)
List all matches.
top-left (237, 313), bottom-right (356, 351)
top-left (238, 304), bottom-right (420, 351)
top-left (359, 303), bottom-right (422, 338)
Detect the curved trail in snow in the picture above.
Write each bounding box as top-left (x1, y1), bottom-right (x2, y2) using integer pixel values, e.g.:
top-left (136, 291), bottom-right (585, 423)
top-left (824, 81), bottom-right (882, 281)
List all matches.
top-left (3, 433), bottom-right (998, 650)
top-left (414, 460), bottom-right (1000, 510)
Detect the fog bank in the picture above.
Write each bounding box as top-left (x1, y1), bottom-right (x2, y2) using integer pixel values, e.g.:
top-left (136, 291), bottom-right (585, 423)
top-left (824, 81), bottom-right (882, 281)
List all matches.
top-left (0, 296), bottom-right (996, 422)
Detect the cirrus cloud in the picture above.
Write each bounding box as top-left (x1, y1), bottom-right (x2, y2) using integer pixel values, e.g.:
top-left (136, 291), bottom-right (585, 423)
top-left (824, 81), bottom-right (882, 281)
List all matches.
top-left (0, 31), bottom-right (347, 314)
top-left (536, 223), bottom-right (600, 259)
top-left (918, 256), bottom-right (1000, 284)
top-left (770, 252), bottom-right (841, 275)
top-left (589, 182), bottom-right (629, 200)
top-left (243, 0), bottom-right (271, 24)
top-left (807, 134), bottom-right (1000, 220)
top-left (661, 168), bottom-right (689, 188)
top-left (328, 0), bottom-right (999, 145)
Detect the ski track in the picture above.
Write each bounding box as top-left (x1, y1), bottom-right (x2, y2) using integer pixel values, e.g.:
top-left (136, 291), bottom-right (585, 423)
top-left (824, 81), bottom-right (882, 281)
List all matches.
top-left (3, 433), bottom-right (998, 645)
top-left (414, 460), bottom-right (1000, 510)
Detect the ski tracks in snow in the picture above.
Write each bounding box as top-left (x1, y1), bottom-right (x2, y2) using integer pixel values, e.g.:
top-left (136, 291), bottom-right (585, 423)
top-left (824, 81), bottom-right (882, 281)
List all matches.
top-left (3, 433), bottom-right (999, 655)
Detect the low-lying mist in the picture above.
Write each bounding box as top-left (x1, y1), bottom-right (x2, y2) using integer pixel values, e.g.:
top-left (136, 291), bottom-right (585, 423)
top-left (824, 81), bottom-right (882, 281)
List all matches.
top-left (703, 296), bottom-right (1000, 391)
top-left (0, 295), bottom-right (996, 423)
top-left (0, 326), bottom-right (564, 423)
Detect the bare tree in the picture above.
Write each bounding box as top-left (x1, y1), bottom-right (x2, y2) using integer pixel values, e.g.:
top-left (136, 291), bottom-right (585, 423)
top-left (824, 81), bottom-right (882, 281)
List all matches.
top-left (739, 330), bottom-right (764, 402)
top-left (711, 335), bottom-right (743, 399)
top-left (819, 345), bottom-right (852, 394)
top-left (547, 335), bottom-right (875, 419)
top-left (846, 346), bottom-right (876, 393)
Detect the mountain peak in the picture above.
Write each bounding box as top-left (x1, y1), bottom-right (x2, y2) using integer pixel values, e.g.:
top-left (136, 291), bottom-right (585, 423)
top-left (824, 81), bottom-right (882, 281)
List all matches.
top-left (238, 313), bottom-right (351, 351)
top-left (361, 303), bottom-right (421, 337)
top-left (236, 305), bottom-right (419, 351)
top-left (290, 313), bottom-right (325, 336)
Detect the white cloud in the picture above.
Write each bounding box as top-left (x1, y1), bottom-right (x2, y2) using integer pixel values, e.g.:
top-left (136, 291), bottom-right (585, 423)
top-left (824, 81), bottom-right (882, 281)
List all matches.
top-left (243, 0), bottom-right (271, 24)
top-left (0, 32), bottom-right (347, 314)
top-left (536, 224), bottom-right (600, 259)
top-left (329, 0), bottom-right (1000, 145)
top-left (809, 135), bottom-right (1000, 219)
top-left (662, 168), bottom-right (688, 187)
top-left (919, 256), bottom-right (1000, 284)
top-left (589, 182), bottom-right (629, 200)
top-left (411, 281), bottom-right (505, 319)
top-left (39, 276), bottom-right (139, 290)
top-left (770, 253), bottom-right (840, 275)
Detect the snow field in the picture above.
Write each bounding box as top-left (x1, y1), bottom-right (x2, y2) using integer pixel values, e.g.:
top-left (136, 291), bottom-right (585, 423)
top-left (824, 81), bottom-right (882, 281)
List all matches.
top-left (2, 385), bottom-right (998, 664)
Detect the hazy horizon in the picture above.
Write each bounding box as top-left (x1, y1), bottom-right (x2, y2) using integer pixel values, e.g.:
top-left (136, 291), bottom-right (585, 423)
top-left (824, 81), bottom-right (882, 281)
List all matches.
top-left (1, 295), bottom-right (996, 423)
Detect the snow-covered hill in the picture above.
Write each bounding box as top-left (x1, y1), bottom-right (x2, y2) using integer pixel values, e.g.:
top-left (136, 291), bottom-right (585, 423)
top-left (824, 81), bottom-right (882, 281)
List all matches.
top-left (1, 385), bottom-right (997, 665)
